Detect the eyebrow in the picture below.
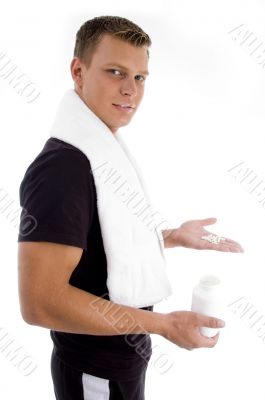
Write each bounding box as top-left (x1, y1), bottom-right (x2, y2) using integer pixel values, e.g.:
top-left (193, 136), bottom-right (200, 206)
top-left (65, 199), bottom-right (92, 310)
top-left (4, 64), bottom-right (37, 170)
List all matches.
top-left (103, 63), bottom-right (149, 76)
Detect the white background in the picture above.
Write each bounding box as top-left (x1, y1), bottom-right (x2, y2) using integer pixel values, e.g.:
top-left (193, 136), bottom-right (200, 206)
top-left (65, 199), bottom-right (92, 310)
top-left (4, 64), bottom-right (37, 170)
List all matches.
top-left (1, 0), bottom-right (265, 398)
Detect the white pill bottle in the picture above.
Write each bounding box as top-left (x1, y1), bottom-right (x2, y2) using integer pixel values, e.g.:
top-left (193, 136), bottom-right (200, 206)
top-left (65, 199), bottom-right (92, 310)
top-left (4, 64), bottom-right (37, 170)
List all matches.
top-left (191, 275), bottom-right (225, 338)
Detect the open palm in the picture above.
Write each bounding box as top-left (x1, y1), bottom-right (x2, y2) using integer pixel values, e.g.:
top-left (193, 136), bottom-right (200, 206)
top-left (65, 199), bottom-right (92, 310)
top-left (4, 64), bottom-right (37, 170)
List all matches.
top-left (171, 217), bottom-right (244, 253)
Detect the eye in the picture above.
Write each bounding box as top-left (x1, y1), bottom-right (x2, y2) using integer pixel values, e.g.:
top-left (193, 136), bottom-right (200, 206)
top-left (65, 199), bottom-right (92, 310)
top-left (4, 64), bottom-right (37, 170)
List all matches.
top-left (107, 69), bottom-right (122, 76)
top-left (107, 69), bottom-right (146, 81)
top-left (135, 75), bottom-right (145, 82)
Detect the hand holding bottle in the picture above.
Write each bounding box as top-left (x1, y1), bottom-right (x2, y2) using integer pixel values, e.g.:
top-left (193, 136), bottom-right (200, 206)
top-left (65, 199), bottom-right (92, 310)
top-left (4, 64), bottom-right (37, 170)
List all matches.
top-left (159, 310), bottom-right (225, 350)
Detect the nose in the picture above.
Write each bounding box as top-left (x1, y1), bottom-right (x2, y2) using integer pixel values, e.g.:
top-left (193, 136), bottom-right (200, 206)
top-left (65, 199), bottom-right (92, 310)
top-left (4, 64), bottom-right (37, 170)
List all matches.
top-left (120, 76), bottom-right (137, 98)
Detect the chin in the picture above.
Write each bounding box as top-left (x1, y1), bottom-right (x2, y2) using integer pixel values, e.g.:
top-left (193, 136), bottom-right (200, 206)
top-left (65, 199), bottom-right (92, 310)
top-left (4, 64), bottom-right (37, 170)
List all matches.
top-left (118, 119), bottom-right (131, 129)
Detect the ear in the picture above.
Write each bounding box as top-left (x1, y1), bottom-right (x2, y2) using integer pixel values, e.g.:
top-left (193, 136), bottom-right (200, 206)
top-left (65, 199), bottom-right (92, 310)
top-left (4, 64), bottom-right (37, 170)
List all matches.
top-left (70, 57), bottom-right (83, 89)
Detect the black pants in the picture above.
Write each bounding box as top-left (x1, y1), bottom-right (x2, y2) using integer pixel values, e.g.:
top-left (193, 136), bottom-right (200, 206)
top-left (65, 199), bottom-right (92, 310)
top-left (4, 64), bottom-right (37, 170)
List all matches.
top-left (50, 348), bottom-right (148, 400)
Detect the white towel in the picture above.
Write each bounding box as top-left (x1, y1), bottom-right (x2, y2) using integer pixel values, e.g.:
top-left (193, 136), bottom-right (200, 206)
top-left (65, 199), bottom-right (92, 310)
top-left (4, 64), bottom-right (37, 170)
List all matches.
top-left (49, 89), bottom-right (172, 308)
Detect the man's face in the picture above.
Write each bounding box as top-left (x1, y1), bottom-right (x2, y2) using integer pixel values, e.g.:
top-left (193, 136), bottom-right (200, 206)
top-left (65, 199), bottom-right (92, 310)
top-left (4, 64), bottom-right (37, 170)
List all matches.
top-left (71, 34), bottom-right (149, 134)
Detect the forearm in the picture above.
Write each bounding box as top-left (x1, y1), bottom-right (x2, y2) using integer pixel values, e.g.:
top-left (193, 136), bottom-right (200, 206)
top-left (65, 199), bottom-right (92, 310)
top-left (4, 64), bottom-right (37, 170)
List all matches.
top-left (29, 284), bottom-right (164, 336)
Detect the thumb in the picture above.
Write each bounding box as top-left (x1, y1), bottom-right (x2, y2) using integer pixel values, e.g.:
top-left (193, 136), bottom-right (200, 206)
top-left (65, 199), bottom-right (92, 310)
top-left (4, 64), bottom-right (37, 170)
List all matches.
top-left (201, 316), bottom-right (225, 329)
top-left (201, 217), bottom-right (217, 226)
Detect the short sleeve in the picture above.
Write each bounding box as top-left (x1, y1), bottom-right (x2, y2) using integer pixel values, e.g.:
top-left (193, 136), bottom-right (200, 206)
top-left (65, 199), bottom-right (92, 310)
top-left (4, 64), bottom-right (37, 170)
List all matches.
top-left (17, 149), bottom-right (94, 250)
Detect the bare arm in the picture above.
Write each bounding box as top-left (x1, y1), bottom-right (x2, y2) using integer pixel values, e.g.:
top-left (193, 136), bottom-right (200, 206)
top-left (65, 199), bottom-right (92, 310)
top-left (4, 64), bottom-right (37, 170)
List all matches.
top-left (17, 241), bottom-right (225, 350)
top-left (17, 241), bottom-right (162, 336)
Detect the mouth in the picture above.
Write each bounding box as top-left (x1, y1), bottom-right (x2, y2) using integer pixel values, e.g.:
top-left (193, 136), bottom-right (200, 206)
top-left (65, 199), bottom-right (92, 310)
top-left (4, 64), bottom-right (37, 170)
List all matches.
top-left (112, 104), bottom-right (135, 113)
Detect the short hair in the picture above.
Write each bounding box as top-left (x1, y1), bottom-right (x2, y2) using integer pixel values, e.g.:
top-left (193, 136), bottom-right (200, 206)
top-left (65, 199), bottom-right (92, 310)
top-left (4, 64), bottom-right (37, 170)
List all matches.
top-left (73, 15), bottom-right (152, 68)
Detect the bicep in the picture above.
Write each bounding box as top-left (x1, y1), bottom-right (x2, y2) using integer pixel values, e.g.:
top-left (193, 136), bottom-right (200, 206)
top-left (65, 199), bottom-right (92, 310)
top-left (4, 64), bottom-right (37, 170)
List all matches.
top-left (17, 241), bottom-right (83, 323)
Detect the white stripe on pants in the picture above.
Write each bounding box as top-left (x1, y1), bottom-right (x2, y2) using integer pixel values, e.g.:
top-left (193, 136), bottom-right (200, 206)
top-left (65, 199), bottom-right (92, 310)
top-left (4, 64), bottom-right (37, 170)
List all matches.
top-left (82, 372), bottom-right (110, 399)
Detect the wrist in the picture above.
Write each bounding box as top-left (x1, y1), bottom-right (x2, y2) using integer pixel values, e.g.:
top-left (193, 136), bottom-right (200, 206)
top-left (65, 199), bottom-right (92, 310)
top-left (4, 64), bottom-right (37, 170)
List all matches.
top-left (162, 228), bottom-right (181, 248)
top-left (135, 308), bottom-right (167, 336)
top-left (149, 312), bottom-right (168, 336)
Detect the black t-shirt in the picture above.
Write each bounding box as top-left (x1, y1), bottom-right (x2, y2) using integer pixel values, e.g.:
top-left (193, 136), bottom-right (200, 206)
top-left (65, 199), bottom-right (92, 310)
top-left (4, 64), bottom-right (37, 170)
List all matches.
top-left (17, 137), bottom-right (153, 381)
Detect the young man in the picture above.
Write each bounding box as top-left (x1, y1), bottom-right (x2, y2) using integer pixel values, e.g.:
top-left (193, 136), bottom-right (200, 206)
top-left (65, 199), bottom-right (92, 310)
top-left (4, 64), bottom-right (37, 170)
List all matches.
top-left (17, 16), bottom-right (243, 400)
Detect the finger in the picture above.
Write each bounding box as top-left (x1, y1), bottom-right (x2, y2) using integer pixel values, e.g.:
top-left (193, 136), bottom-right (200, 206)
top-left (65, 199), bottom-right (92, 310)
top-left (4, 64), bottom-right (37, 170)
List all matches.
top-left (200, 217), bottom-right (217, 226)
top-left (198, 237), bottom-right (228, 251)
top-left (200, 334), bottom-right (220, 348)
top-left (201, 230), bottom-right (242, 247)
top-left (208, 245), bottom-right (243, 253)
top-left (211, 332), bottom-right (220, 340)
top-left (197, 315), bottom-right (225, 329)
top-left (220, 237), bottom-right (244, 251)
top-left (221, 237), bottom-right (239, 245)
top-left (200, 236), bottom-right (244, 252)
top-left (195, 329), bottom-right (220, 348)
top-left (213, 241), bottom-right (244, 253)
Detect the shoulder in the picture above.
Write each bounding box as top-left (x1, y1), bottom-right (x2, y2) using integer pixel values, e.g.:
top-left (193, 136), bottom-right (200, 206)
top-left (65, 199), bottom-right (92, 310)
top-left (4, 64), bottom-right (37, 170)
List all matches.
top-left (35, 137), bottom-right (91, 173)
top-left (21, 138), bottom-right (94, 190)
